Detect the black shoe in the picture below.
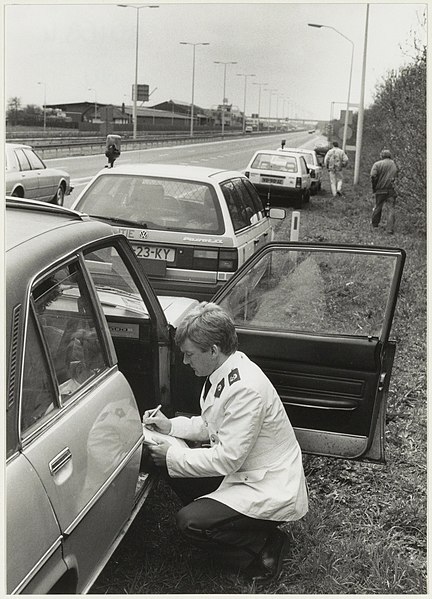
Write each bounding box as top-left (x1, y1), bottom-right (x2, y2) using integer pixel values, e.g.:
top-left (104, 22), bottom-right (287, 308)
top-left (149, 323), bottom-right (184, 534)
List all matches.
top-left (244, 529), bottom-right (289, 583)
top-left (336, 191), bottom-right (342, 196)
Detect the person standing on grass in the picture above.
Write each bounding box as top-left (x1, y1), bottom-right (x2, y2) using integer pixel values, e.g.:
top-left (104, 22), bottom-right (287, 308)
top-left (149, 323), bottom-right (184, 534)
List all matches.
top-left (143, 302), bottom-right (308, 583)
top-left (324, 141), bottom-right (348, 197)
top-left (370, 149), bottom-right (398, 234)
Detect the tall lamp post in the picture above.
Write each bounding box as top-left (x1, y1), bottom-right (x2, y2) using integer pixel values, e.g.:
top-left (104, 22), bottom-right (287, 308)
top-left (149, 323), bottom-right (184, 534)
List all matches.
top-left (252, 81), bottom-right (267, 131)
top-left (214, 61), bottom-right (237, 137)
top-left (264, 88), bottom-right (277, 132)
top-left (237, 73), bottom-right (255, 133)
top-left (118, 4), bottom-right (159, 140)
top-left (37, 81), bottom-right (46, 134)
top-left (308, 23), bottom-right (354, 151)
top-left (88, 88), bottom-right (97, 122)
top-left (180, 41), bottom-right (209, 137)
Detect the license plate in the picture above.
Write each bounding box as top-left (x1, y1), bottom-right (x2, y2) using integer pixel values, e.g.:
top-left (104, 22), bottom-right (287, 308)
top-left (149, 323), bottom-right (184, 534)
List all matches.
top-left (132, 245), bottom-right (175, 262)
top-left (261, 177), bottom-right (283, 184)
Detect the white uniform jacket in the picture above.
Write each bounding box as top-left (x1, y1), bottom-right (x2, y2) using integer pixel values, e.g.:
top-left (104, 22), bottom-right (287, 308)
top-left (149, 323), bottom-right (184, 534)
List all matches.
top-left (166, 351), bottom-right (308, 522)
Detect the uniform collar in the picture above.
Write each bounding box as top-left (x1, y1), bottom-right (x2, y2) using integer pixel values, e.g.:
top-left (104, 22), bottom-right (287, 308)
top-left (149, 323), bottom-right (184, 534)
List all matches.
top-left (208, 351), bottom-right (239, 386)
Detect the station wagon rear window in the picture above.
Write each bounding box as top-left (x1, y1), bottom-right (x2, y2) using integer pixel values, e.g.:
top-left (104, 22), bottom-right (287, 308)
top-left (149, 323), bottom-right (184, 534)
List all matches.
top-left (251, 153), bottom-right (297, 173)
top-left (77, 174), bottom-right (224, 235)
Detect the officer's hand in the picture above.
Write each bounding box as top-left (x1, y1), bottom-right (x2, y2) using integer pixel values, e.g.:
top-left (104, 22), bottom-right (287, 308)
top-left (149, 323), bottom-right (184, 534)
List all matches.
top-left (142, 409), bottom-right (171, 434)
top-left (146, 438), bottom-right (170, 466)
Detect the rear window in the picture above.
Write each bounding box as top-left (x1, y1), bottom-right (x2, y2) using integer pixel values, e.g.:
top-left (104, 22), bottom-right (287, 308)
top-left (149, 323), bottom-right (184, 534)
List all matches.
top-left (251, 153), bottom-right (298, 173)
top-left (77, 174), bottom-right (224, 235)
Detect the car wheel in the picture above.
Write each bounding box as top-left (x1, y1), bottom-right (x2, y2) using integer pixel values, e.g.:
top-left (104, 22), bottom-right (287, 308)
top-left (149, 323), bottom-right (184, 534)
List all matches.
top-left (11, 188), bottom-right (24, 198)
top-left (303, 189), bottom-right (311, 204)
top-left (53, 185), bottom-right (65, 206)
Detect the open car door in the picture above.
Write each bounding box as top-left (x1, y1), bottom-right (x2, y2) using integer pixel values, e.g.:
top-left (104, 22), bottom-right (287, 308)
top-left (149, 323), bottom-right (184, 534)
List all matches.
top-left (212, 242), bottom-right (405, 463)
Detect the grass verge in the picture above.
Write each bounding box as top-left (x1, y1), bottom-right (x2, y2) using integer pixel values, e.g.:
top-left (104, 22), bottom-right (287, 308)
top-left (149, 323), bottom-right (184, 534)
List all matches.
top-left (91, 165), bottom-right (427, 595)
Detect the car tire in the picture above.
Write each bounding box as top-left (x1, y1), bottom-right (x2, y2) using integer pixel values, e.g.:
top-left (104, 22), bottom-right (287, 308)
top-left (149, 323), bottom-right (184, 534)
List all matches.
top-left (53, 185), bottom-right (65, 206)
top-left (303, 190), bottom-right (311, 205)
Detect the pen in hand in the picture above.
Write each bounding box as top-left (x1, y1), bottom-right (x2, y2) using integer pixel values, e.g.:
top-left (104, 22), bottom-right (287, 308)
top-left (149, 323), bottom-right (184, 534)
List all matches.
top-left (148, 404), bottom-right (162, 419)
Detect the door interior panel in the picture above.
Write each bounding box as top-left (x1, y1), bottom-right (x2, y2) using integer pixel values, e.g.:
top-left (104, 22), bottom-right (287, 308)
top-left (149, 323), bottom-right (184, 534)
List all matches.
top-left (106, 316), bottom-right (157, 416)
top-left (237, 328), bottom-right (382, 437)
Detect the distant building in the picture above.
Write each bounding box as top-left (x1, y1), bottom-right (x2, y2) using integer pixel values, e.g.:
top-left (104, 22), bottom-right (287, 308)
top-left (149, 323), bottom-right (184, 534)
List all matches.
top-left (151, 99), bottom-right (213, 126)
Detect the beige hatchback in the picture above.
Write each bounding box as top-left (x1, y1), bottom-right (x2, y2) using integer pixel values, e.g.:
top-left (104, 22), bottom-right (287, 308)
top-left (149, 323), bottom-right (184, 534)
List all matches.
top-left (72, 164), bottom-right (285, 300)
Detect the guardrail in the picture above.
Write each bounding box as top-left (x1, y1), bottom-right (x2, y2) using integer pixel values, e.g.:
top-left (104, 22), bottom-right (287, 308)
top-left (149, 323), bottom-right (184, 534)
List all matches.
top-left (7, 129), bottom-right (304, 160)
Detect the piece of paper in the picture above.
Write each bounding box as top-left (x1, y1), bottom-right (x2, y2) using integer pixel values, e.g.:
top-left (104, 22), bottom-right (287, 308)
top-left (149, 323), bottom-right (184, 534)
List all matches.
top-left (142, 425), bottom-right (188, 449)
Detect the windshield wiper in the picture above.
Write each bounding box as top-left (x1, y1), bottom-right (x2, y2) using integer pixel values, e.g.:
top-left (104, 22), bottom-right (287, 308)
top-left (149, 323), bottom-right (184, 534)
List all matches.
top-left (90, 214), bottom-right (148, 228)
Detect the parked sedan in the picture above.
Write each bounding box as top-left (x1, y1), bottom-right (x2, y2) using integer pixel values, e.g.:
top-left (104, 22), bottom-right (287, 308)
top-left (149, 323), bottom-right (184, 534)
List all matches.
top-left (245, 149), bottom-right (312, 208)
top-left (6, 198), bottom-right (405, 593)
top-left (5, 143), bottom-right (73, 205)
top-left (72, 164), bottom-right (285, 301)
top-left (277, 144), bottom-right (323, 194)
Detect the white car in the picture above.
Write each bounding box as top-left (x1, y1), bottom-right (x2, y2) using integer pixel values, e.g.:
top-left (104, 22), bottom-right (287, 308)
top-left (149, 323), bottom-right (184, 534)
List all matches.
top-left (245, 149), bottom-right (312, 208)
top-left (5, 143), bottom-right (73, 204)
top-left (277, 144), bottom-right (323, 194)
top-left (72, 164), bottom-right (285, 301)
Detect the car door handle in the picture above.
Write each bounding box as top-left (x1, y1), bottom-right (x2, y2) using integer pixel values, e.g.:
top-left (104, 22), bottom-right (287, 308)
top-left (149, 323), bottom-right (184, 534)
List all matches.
top-left (49, 447), bottom-right (72, 476)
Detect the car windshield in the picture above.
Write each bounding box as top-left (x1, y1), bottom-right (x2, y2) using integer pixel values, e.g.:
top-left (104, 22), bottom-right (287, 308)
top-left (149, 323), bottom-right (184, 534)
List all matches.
top-left (76, 174), bottom-right (224, 234)
top-left (251, 153), bottom-right (297, 173)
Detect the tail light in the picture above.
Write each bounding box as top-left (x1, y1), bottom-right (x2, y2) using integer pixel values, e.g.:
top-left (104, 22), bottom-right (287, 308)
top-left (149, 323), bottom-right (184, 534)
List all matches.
top-left (218, 249), bottom-right (238, 272)
top-left (295, 177), bottom-right (302, 188)
top-left (192, 248), bottom-right (238, 272)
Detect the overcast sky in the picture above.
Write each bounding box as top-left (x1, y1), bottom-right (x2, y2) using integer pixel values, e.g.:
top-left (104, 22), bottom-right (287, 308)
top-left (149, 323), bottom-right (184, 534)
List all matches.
top-left (4, 1), bottom-right (427, 122)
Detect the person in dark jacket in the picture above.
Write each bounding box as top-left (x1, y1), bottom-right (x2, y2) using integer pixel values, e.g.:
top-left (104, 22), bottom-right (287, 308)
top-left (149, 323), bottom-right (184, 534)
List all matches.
top-left (370, 149), bottom-right (398, 234)
top-left (105, 134), bottom-right (121, 168)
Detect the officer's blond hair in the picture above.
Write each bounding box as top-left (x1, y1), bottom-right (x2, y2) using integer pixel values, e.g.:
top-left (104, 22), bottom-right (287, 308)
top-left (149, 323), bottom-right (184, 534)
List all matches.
top-left (175, 302), bottom-right (238, 355)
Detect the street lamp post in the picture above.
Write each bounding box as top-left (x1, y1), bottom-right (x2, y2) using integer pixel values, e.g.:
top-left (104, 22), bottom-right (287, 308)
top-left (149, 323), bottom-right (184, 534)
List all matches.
top-left (252, 82), bottom-right (268, 131)
top-left (214, 61), bottom-right (237, 137)
top-left (264, 88), bottom-right (277, 132)
top-left (180, 41), bottom-right (209, 137)
top-left (118, 4), bottom-right (159, 140)
top-left (308, 23), bottom-right (354, 151)
top-left (237, 73), bottom-right (255, 133)
top-left (37, 81), bottom-right (46, 134)
top-left (88, 88), bottom-right (97, 122)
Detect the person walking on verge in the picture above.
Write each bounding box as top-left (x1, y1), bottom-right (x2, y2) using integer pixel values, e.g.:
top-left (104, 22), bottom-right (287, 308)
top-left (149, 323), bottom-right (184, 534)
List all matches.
top-left (370, 149), bottom-right (398, 234)
top-left (324, 141), bottom-right (348, 197)
top-left (143, 302), bottom-right (308, 583)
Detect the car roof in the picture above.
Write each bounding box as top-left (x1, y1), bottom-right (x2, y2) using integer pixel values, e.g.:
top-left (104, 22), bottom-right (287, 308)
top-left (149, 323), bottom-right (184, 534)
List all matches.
top-left (6, 142), bottom-right (32, 150)
top-left (6, 199), bottom-right (116, 305)
top-left (90, 163), bottom-right (245, 183)
top-left (251, 149), bottom-right (302, 160)
top-left (280, 147), bottom-right (315, 154)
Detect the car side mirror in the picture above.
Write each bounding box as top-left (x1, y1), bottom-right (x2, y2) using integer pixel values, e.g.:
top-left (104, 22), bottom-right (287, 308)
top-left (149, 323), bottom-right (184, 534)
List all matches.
top-left (268, 207), bottom-right (286, 220)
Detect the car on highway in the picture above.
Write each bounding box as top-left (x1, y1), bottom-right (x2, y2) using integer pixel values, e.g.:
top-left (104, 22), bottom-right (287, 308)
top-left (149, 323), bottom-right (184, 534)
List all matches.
top-left (5, 143), bottom-right (73, 205)
top-left (6, 197), bottom-right (405, 593)
top-left (277, 144), bottom-right (323, 195)
top-left (71, 164), bottom-right (285, 301)
top-left (245, 149), bottom-right (312, 208)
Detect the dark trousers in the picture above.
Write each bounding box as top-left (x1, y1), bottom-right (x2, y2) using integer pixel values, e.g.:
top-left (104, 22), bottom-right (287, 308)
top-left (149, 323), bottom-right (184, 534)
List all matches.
top-left (166, 473), bottom-right (279, 570)
top-left (372, 190), bottom-right (396, 232)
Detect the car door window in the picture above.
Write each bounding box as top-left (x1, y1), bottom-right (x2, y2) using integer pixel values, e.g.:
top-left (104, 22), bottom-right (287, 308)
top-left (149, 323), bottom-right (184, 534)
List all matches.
top-left (21, 311), bottom-right (58, 434)
top-left (218, 246), bottom-right (400, 338)
top-left (221, 180), bottom-right (250, 231)
top-left (24, 149), bottom-right (45, 170)
top-left (83, 245), bottom-right (149, 317)
top-left (242, 178), bottom-right (266, 218)
top-left (14, 149), bottom-right (31, 171)
top-left (32, 263), bottom-right (109, 402)
top-left (299, 157), bottom-right (307, 175)
top-left (232, 178), bottom-right (261, 225)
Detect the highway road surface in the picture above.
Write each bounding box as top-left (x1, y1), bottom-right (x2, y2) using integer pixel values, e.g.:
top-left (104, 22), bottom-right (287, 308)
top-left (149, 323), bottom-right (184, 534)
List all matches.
top-left (43, 131), bottom-right (326, 207)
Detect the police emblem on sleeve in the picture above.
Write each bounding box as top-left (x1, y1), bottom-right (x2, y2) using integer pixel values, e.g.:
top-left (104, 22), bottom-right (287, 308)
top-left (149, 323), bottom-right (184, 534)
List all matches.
top-left (228, 368), bottom-right (241, 385)
top-left (215, 378), bottom-right (225, 398)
